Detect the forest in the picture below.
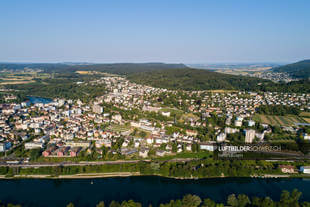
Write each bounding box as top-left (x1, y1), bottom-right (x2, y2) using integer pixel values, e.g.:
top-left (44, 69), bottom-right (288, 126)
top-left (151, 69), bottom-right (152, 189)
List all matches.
top-left (256, 105), bottom-right (301, 116)
top-left (4, 73), bottom-right (106, 102)
top-left (127, 68), bottom-right (310, 93)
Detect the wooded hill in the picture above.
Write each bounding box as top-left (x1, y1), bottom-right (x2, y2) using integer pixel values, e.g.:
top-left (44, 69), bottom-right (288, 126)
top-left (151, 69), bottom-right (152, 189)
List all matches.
top-left (1, 62), bottom-right (309, 93)
top-left (272, 59), bottom-right (310, 79)
top-left (127, 68), bottom-right (310, 92)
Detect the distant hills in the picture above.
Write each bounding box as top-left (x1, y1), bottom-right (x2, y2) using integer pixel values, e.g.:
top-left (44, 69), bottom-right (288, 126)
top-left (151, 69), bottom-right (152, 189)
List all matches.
top-left (0, 63), bottom-right (188, 74)
top-left (272, 59), bottom-right (310, 79)
top-left (0, 62), bottom-right (309, 93)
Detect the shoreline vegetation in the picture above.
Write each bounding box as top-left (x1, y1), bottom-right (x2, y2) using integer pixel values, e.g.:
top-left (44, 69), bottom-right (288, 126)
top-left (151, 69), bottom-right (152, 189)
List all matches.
top-left (1, 190), bottom-right (310, 207)
top-left (0, 172), bottom-right (141, 179)
top-left (1, 157), bottom-right (310, 180)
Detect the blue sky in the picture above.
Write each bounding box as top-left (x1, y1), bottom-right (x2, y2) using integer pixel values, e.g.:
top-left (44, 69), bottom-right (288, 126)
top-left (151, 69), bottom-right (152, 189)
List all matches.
top-left (0, 0), bottom-right (309, 63)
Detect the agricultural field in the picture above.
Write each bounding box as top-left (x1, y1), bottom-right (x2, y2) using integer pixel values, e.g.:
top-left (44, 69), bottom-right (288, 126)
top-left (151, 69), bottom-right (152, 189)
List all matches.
top-left (253, 114), bottom-right (309, 127)
top-left (215, 67), bottom-right (272, 76)
top-left (300, 112), bottom-right (310, 117)
top-left (303, 118), bottom-right (310, 123)
top-left (76, 71), bottom-right (93, 74)
top-left (300, 112), bottom-right (310, 124)
top-left (207, 89), bottom-right (238, 93)
top-left (0, 71), bottom-right (51, 85)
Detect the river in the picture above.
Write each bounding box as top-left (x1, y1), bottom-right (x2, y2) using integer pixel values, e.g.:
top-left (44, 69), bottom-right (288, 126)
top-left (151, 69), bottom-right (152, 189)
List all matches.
top-left (0, 177), bottom-right (310, 207)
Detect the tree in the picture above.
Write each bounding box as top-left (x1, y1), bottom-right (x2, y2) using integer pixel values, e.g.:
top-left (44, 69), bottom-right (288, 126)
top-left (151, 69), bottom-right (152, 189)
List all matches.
top-left (181, 194), bottom-right (202, 207)
top-left (97, 201), bottom-right (105, 207)
top-left (30, 149), bottom-right (41, 161)
top-left (302, 202), bottom-right (310, 207)
top-left (280, 190), bottom-right (291, 207)
top-left (260, 197), bottom-right (274, 207)
top-left (291, 189), bottom-right (302, 205)
top-left (66, 203), bottom-right (74, 207)
top-left (227, 194), bottom-right (238, 207)
top-left (202, 198), bottom-right (216, 207)
top-left (139, 131), bottom-right (147, 138)
top-left (110, 201), bottom-right (121, 207)
top-left (191, 143), bottom-right (200, 152)
top-left (279, 189), bottom-right (302, 207)
top-left (237, 194), bottom-right (250, 207)
top-left (120, 200), bottom-right (142, 207)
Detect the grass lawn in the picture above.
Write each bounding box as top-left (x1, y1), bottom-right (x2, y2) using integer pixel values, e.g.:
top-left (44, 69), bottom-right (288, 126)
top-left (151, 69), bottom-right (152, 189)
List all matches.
top-left (153, 151), bottom-right (212, 161)
top-left (108, 124), bottom-right (132, 132)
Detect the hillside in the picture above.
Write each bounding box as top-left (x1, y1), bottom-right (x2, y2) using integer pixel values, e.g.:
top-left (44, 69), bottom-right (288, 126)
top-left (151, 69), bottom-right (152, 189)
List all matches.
top-left (0, 63), bottom-right (188, 74)
top-left (127, 68), bottom-right (269, 91)
top-left (272, 60), bottom-right (310, 79)
top-left (1, 62), bottom-right (309, 93)
top-left (127, 68), bottom-right (310, 92)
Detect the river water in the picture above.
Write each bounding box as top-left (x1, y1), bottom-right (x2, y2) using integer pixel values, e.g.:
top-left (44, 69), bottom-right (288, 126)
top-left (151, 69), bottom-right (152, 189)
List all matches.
top-left (0, 177), bottom-right (310, 207)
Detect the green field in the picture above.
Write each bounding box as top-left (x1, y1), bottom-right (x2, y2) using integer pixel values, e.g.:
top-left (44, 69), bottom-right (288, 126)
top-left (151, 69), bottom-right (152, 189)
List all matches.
top-left (180, 113), bottom-right (200, 122)
top-left (253, 114), bottom-right (308, 127)
top-left (107, 124), bottom-right (132, 133)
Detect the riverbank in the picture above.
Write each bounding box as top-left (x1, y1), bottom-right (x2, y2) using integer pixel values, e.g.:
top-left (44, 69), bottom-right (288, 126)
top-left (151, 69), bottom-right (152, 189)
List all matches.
top-left (1, 172), bottom-right (310, 180)
top-left (0, 172), bottom-right (141, 179)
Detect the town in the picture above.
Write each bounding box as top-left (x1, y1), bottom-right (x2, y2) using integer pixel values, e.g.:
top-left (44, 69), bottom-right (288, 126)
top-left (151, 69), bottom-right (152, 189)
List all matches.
top-left (0, 73), bottom-right (309, 171)
top-left (248, 71), bottom-right (300, 83)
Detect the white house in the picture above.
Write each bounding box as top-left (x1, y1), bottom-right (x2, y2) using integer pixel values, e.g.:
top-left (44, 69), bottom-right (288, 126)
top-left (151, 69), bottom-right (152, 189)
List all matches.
top-left (139, 149), bottom-right (149, 158)
top-left (25, 142), bottom-right (44, 150)
top-left (146, 137), bottom-right (153, 144)
top-left (0, 142), bottom-right (11, 152)
top-left (156, 150), bottom-right (166, 157)
top-left (300, 166), bottom-right (310, 174)
top-left (161, 111), bottom-right (171, 117)
top-left (303, 133), bottom-right (310, 140)
top-left (245, 129), bottom-right (256, 143)
top-left (234, 120), bottom-right (243, 127)
top-left (200, 143), bottom-right (216, 151)
top-left (217, 133), bottom-right (226, 142)
top-left (248, 120), bottom-right (255, 127)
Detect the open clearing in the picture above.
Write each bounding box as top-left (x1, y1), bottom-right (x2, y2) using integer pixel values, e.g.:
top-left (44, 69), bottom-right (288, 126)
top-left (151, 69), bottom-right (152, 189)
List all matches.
top-left (0, 80), bottom-right (35, 85)
top-left (0, 72), bottom-right (50, 85)
top-left (76, 71), bottom-right (92, 74)
top-left (254, 114), bottom-right (309, 127)
top-left (107, 124), bottom-right (131, 133)
top-left (207, 89), bottom-right (238, 93)
top-left (300, 112), bottom-right (310, 117)
top-left (303, 118), bottom-right (310, 123)
top-left (181, 113), bottom-right (200, 122)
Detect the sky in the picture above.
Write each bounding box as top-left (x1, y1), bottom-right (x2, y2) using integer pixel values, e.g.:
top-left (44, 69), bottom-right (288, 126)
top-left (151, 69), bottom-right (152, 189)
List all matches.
top-left (0, 0), bottom-right (309, 64)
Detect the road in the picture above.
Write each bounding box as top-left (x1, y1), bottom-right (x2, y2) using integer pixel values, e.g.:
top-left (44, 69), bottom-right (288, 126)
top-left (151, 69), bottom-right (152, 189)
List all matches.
top-left (0, 158), bottom-right (196, 168)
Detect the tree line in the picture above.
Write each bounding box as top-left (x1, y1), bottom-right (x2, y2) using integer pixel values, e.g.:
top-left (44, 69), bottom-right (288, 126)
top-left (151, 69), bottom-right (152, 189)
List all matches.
top-left (256, 105), bottom-right (300, 116)
top-left (70, 189), bottom-right (310, 207)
